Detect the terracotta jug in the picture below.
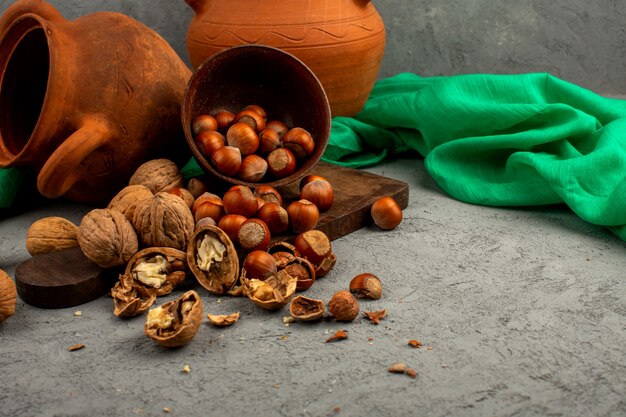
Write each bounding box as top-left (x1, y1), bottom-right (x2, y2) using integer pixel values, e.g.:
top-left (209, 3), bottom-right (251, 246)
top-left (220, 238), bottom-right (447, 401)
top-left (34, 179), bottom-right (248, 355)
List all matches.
top-left (184, 0), bottom-right (386, 117)
top-left (0, 0), bottom-right (191, 204)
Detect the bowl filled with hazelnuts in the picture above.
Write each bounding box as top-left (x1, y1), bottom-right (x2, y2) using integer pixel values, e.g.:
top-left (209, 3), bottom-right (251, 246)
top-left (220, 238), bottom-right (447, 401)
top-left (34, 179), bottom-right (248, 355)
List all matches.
top-left (182, 44), bottom-right (332, 188)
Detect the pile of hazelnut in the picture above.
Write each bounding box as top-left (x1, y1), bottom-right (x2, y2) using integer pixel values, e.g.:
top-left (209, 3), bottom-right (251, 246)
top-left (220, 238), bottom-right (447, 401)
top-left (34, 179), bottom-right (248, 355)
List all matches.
top-left (14, 157), bottom-right (403, 347)
top-left (192, 104), bottom-right (316, 182)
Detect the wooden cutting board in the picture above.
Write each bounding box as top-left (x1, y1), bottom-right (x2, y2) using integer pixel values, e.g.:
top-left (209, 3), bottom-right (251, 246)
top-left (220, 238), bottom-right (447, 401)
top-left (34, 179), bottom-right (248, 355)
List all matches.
top-left (14, 162), bottom-right (408, 308)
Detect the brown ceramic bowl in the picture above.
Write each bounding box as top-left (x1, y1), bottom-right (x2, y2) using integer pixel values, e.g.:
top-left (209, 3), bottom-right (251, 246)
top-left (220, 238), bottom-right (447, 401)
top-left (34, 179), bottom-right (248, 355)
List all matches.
top-left (182, 44), bottom-right (331, 189)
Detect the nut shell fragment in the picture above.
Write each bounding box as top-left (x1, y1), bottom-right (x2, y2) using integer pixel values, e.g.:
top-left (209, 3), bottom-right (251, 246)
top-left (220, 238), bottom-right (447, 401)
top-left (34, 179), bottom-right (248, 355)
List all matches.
top-left (25, 216), bottom-right (79, 256)
top-left (144, 290), bottom-right (203, 348)
top-left (242, 269), bottom-right (297, 310)
top-left (187, 225), bottom-right (239, 294)
top-left (111, 274), bottom-right (156, 317)
top-left (133, 192), bottom-right (194, 251)
top-left (289, 295), bottom-right (325, 321)
top-left (125, 247), bottom-right (188, 296)
top-left (77, 208), bottom-right (138, 268)
top-left (0, 269), bottom-right (17, 323)
top-left (206, 312), bottom-right (240, 327)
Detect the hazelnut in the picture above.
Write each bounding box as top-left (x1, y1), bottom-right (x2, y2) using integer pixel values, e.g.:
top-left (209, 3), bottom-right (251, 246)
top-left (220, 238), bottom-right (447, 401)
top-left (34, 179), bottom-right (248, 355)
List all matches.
top-left (214, 110), bottom-right (235, 131)
top-left (145, 290), bottom-right (203, 348)
top-left (192, 192), bottom-right (225, 223)
top-left (227, 122), bottom-right (259, 155)
top-left (287, 199), bottom-right (319, 233)
top-left (237, 218), bottom-right (271, 252)
top-left (235, 109), bottom-right (266, 132)
top-left (196, 130), bottom-right (225, 156)
top-left (186, 178), bottom-right (208, 199)
top-left (25, 216), bottom-right (79, 256)
top-left (293, 230), bottom-right (332, 265)
top-left (268, 241), bottom-right (300, 269)
top-left (371, 196), bottom-right (403, 230)
top-left (211, 146), bottom-right (242, 177)
top-left (265, 120), bottom-right (288, 140)
top-left (242, 104), bottom-right (268, 119)
top-left (259, 128), bottom-right (282, 154)
top-left (300, 179), bottom-right (334, 212)
top-left (217, 214), bottom-right (247, 245)
top-left (328, 290), bottom-right (359, 322)
top-left (187, 224), bottom-right (239, 294)
top-left (223, 185), bottom-right (258, 218)
top-left (289, 295), bottom-right (325, 321)
top-left (78, 208), bottom-right (138, 268)
top-left (167, 187), bottom-right (195, 209)
top-left (266, 147), bottom-right (296, 178)
top-left (349, 273), bottom-right (382, 300)
top-left (299, 175), bottom-right (327, 190)
top-left (0, 269), bottom-right (17, 324)
top-left (283, 127), bottom-right (315, 159)
top-left (243, 250), bottom-right (277, 280)
top-left (257, 203), bottom-right (289, 235)
top-left (238, 154), bottom-right (268, 183)
top-left (192, 114), bottom-right (218, 134)
top-left (254, 185), bottom-right (283, 206)
top-left (284, 257), bottom-right (316, 291)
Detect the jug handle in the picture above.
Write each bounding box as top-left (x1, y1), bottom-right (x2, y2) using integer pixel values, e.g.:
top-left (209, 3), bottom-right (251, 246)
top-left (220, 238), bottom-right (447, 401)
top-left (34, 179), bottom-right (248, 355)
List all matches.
top-left (37, 116), bottom-right (111, 199)
top-left (0, 0), bottom-right (65, 35)
top-left (184, 0), bottom-right (207, 15)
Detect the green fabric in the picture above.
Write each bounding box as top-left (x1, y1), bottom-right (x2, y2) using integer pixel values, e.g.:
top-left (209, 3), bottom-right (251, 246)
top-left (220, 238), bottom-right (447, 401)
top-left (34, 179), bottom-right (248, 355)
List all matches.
top-left (323, 72), bottom-right (626, 240)
top-left (0, 167), bottom-right (24, 209)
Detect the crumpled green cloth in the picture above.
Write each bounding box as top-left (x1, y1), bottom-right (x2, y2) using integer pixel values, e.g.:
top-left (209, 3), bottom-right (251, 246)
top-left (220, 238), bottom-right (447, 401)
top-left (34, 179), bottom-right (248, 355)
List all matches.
top-left (0, 167), bottom-right (23, 209)
top-left (323, 72), bottom-right (626, 241)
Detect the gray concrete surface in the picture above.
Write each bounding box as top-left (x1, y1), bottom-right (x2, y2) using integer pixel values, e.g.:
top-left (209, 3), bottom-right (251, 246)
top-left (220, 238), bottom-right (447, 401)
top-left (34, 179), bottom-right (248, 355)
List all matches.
top-left (1, 0), bottom-right (625, 94)
top-left (1, 159), bottom-right (625, 417)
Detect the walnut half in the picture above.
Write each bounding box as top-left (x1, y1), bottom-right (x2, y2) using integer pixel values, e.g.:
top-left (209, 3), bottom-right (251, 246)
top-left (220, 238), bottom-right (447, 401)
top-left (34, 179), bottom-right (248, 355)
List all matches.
top-left (124, 247), bottom-right (188, 296)
top-left (187, 225), bottom-right (239, 295)
top-left (144, 290), bottom-right (203, 348)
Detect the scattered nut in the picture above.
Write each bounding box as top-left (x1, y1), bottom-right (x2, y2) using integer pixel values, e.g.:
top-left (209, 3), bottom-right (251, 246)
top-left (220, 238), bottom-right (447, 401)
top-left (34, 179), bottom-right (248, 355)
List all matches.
top-left (408, 339), bottom-right (422, 348)
top-left (25, 216), bottom-right (79, 256)
top-left (182, 364), bottom-right (191, 373)
top-left (206, 312), bottom-right (240, 327)
top-left (349, 273), bottom-right (382, 300)
top-left (145, 290), bottom-right (203, 348)
top-left (328, 290), bottom-right (359, 322)
top-left (363, 309), bottom-right (387, 325)
top-left (0, 269), bottom-right (17, 324)
top-left (289, 295), bottom-right (325, 321)
top-left (242, 269), bottom-right (298, 310)
top-left (77, 208), bottom-right (138, 268)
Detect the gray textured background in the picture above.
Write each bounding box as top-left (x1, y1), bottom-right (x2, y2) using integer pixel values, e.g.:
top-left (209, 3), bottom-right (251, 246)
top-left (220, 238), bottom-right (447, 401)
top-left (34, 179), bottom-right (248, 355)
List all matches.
top-left (1, 0), bottom-right (625, 94)
top-left (1, 2), bottom-right (625, 417)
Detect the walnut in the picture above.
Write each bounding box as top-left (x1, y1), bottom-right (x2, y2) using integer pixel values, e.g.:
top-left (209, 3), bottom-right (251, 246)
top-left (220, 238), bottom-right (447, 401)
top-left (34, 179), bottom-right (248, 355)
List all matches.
top-left (187, 224), bottom-right (239, 294)
top-left (129, 159), bottom-right (183, 193)
top-left (328, 290), bottom-right (359, 322)
top-left (107, 185), bottom-right (153, 223)
top-left (242, 269), bottom-right (297, 311)
top-left (133, 192), bottom-right (194, 251)
top-left (25, 216), bottom-right (79, 256)
top-left (0, 269), bottom-right (16, 323)
top-left (124, 247), bottom-right (188, 296)
top-left (144, 290), bottom-right (203, 348)
top-left (77, 208), bottom-right (139, 268)
top-left (111, 273), bottom-right (156, 317)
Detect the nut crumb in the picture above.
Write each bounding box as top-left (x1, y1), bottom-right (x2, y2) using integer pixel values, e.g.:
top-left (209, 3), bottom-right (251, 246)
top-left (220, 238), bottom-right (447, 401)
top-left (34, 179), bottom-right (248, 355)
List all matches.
top-left (408, 339), bottom-right (422, 348)
top-left (388, 363), bottom-right (406, 373)
top-left (405, 368), bottom-right (417, 378)
top-left (73, 311), bottom-right (82, 316)
top-left (68, 343), bottom-right (85, 352)
top-left (279, 335), bottom-right (289, 341)
top-left (426, 346), bottom-right (433, 351)
top-left (282, 316), bottom-right (296, 324)
top-left (163, 407), bottom-right (171, 413)
top-left (333, 406), bottom-right (341, 413)
top-left (325, 330), bottom-right (348, 343)
top-left (182, 364), bottom-right (191, 373)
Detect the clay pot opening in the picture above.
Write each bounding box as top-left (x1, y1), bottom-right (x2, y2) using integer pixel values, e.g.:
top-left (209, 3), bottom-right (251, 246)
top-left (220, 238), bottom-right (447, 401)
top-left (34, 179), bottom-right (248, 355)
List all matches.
top-left (0, 17), bottom-right (50, 160)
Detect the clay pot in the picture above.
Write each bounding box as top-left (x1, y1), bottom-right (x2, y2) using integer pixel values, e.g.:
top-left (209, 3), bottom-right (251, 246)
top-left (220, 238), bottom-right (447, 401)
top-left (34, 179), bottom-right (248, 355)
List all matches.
top-left (184, 0), bottom-right (386, 117)
top-left (182, 45), bottom-right (331, 189)
top-left (0, 0), bottom-right (191, 204)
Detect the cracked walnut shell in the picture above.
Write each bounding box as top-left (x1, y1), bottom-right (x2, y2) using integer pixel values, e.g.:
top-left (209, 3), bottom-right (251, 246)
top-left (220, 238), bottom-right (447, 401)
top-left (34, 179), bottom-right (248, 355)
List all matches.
top-left (124, 247), bottom-right (188, 296)
top-left (111, 273), bottom-right (156, 318)
top-left (129, 159), bottom-right (183, 193)
top-left (25, 216), bottom-right (79, 256)
top-left (77, 209), bottom-right (138, 268)
top-left (133, 192), bottom-right (194, 251)
top-left (0, 269), bottom-right (16, 324)
top-left (187, 225), bottom-right (239, 294)
top-left (145, 290), bottom-right (203, 348)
